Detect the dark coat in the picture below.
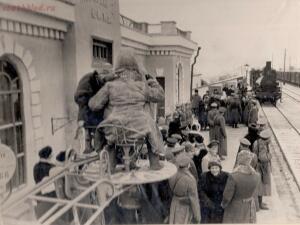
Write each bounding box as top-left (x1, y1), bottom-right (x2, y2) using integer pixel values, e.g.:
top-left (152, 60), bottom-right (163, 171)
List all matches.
top-left (244, 128), bottom-right (259, 151)
top-left (169, 169), bottom-right (201, 224)
top-left (192, 150), bottom-right (207, 178)
top-left (214, 113), bottom-right (227, 156)
top-left (221, 168), bottom-right (260, 223)
top-left (207, 108), bottom-right (218, 141)
top-left (229, 98), bottom-right (242, 125)
top-left (74, 72), bottom-right (105, 127)
top-left (168, 119), bottom-right (182, 137)
top-left (33, 161), bottom-right (54, 184)
top-left (198, 100), bottom-right (207, 125)
top-left (199, 171), bottom-right (229, 223)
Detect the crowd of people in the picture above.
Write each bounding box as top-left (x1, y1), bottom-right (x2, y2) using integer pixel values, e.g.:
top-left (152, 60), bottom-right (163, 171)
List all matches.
top-left (32, 49), bottom-right (273, 224)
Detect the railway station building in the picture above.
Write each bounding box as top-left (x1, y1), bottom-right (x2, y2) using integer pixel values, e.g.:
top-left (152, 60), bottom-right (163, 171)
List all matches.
top-left (0, 0), bottom-right (197, 200)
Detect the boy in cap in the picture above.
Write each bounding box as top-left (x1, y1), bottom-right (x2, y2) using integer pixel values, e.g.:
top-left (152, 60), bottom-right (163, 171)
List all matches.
top-left (252, 129), bottom-right (272, 210)
top-left (168, 154), bottom-right (201, 224)
top-left (207, 103), bottom-right (218, 141)
top-left (201, 140), bottom-right (221, 173)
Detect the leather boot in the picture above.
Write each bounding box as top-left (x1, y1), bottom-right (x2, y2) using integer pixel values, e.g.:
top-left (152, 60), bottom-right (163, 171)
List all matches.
top-left (148, 150), bottom-right (163, 170)
top-left (107, 146), bottom-right (117, 174)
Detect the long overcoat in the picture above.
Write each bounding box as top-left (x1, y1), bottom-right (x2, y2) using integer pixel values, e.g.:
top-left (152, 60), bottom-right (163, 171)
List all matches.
top-left (252, 139), bottom-right (272, 196)
top-left (207, 108), bottom-right (218, 141)
top-left (214, 113), bottom-right (227, 157)
top-left (169, 169), bottom-right (201, 224)
top-left (221, 167), bottom-right (260, 223)
top-left (248, 106), bottom-right (258, 125)
top-left (199, 171), bottom-right (229, 223)
top-left (229, 98), bottom-right (242, 125)
top-left (89, 74), bottom-right (165, 154)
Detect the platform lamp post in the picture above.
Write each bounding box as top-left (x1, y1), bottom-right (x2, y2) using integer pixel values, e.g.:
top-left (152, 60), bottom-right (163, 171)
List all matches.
top-left (190, 47), bottom-right (201, 101)
top-left (244, 64), bottom-right (249, 85)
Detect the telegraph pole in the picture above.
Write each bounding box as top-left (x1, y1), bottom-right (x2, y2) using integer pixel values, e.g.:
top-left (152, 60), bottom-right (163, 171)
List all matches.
top-left (283, 48), bottom-right (286, 85)
top-left (190, 47), bottom-right (201, 101)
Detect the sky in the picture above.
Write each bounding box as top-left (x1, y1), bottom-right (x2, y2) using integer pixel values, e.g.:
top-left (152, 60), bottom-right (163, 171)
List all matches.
top-left (119, 0), bottom-right (300, 80)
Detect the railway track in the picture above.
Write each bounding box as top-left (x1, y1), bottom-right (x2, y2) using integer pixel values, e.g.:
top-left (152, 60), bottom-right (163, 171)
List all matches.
top-left (282, 88), bottom-right (300, 103)
top-left (260, 104), bottom-right (300, 221)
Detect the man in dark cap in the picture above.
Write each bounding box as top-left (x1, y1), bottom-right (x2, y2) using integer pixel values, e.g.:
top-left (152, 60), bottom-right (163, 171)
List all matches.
top-left (33, 146), bottom-right (54, 184)
top-left (191, 89), bottom-right (201, 118)
top-left (214, 107), bottom-right (227, 160)
top-left (169, 154), bottom-right (201, 224)
top-left (74, 64), bottom-right (117, 153)
top-left (207, 102), bottom-right (218, 141)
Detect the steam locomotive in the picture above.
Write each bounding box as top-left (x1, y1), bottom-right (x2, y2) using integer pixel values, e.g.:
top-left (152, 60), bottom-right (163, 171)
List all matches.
top-left (250, 61), bottom-right (281, 106)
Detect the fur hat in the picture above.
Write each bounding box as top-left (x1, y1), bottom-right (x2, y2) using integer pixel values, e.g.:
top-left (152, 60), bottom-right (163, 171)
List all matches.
top-left (115, 49), bottom-right (140, 72)
top-left (236, 150), bottom-right (253, 166)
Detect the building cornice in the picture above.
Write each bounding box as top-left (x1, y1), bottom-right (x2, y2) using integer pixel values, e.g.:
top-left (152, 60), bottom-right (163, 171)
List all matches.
top-left (0, 18), bottom-right (65, 40)
top-left (0, 0), bottom-right (75, 23)
top-left (121, 26), bottom-right (197, 54)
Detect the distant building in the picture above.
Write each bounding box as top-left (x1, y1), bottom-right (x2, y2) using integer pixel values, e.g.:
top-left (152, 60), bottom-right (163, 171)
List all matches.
top-left (0, 0), bottom-right (197, 199)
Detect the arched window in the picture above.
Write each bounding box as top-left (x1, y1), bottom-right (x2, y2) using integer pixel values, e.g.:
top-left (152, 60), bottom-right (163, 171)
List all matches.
top-left (0, 60), bottom-right (25, 188)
